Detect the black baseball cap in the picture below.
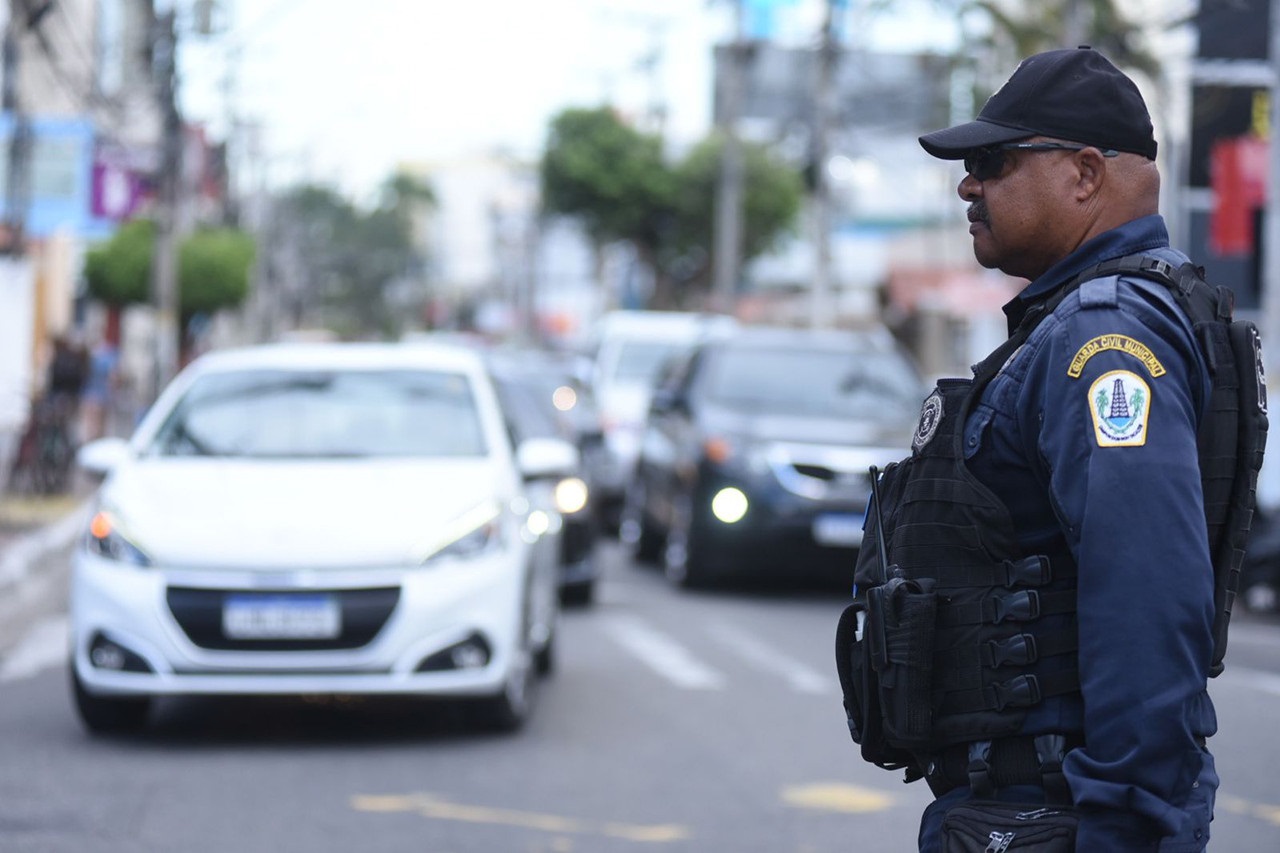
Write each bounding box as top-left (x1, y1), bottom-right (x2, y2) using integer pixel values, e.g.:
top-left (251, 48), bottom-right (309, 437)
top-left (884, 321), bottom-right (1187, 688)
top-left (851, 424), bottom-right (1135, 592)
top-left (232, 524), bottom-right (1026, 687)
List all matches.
top-left (919, 47), bottom-right (1158, 161)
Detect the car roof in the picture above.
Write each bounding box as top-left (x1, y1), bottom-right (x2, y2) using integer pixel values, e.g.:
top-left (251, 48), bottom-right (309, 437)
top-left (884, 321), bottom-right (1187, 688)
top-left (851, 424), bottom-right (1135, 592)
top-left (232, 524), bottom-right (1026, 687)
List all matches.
top-left (593, 311), bottom-right (737, 341)
top-left (707, 324), bottom-right (900, 353)
top-left (185, 341), bottom-right (489, 375)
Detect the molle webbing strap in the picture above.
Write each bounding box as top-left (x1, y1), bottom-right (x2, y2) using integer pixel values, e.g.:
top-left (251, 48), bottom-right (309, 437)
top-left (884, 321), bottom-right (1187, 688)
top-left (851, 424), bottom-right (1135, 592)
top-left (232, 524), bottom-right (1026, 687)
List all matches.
top-left (940, 669), bottom-right (1080, 715)
top-left (936, 589), bottom-right (1076, 627)
top-left (932, 629), bottom-right (1078, 675)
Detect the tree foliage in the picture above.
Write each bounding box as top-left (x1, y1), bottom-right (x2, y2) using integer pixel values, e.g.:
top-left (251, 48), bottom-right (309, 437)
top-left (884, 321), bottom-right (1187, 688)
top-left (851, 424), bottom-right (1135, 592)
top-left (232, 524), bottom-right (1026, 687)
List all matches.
top-left (269, 171), bottom-right (436, 339)
top-left (540, 106), bottom-right (803, 309)
top-left (540, 107), bottom-right (674, 246)
top-left (83, 219), bottom-right (255, 322)
top-left (178, 228), bottom-right (255, 317)
top-left (943, 0), bottom-right (1164, 94)
top-left (83, 219), bottom-right (154, 306)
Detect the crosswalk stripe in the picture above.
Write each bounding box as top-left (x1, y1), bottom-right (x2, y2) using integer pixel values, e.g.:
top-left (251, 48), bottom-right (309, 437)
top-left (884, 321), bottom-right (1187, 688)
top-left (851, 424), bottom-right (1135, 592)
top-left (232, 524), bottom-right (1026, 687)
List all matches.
top-left (602, 614), bottom-right (725, 690)
top-left (704, 620), bottom-right (833, 695)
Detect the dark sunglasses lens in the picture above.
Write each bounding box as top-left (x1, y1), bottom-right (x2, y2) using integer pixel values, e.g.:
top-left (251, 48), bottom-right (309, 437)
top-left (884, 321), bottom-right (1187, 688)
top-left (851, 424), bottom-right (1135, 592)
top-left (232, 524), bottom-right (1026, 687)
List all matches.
top-left (964, 148), bottom-right (1003, 181)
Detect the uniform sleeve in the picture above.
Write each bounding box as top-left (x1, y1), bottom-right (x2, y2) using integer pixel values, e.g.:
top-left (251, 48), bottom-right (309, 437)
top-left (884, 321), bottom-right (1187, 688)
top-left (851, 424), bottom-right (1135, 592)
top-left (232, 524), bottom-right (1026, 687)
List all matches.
top-left (1021, 294), bottom-right (1215, 850)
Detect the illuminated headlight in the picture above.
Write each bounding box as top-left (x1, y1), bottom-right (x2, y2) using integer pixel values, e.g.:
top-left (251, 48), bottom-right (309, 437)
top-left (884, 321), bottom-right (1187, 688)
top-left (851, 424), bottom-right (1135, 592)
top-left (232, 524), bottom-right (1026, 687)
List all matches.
top-left (85, 510), bottom-right (153, 566)
top-left (554, 477), bottom-right (589, 515)
top-left (421, 502), bottom-right (504, 566)
top-left (711, 487), bottom-right (749, 524)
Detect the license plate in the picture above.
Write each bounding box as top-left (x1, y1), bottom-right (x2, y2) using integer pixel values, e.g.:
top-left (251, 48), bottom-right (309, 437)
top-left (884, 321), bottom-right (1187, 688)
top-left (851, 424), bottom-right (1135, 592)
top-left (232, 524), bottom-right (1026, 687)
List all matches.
top-left (812, 514), bottom-right (863, 547)
top-left (222, 594), bottom-right (342, 640)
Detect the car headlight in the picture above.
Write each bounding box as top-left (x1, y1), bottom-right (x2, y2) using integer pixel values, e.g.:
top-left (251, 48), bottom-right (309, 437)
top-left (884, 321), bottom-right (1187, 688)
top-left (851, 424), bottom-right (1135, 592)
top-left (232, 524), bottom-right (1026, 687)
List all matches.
top-left (420, 501), bottom-right (504, 566)
top-left (85, 510), bottom-right (153, 567)
top-left (553, 477), bottom-right (589, 515)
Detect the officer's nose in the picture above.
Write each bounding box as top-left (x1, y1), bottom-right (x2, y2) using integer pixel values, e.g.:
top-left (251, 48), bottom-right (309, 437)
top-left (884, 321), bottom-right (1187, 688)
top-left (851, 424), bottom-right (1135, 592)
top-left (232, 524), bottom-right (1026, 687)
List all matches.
top-left (958, 173), bottom-right (981, 202)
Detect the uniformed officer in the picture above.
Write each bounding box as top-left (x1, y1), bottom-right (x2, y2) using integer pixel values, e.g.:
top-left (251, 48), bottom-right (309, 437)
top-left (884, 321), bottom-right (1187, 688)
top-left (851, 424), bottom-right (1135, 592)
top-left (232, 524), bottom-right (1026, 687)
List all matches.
top-left (839, 48), bottom-right (1231, 852)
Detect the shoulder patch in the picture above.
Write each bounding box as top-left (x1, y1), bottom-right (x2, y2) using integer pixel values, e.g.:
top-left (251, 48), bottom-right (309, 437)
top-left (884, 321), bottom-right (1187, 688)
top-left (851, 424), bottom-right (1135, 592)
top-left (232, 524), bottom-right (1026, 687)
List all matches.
top-left (1088, 370), bottom-right (1150, 447)
top-left (912, 390), bottom-right (944, 453)
top-left (1067, 334), bottom-right (1166, 378)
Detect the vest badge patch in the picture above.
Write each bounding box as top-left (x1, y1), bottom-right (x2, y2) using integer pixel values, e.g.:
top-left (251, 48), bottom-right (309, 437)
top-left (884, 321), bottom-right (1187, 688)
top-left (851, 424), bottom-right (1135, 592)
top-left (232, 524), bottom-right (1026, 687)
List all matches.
top-left (1067, 334), bottom-right (1166, 378)
top-left (912, 390), bottom-right (944, 452)
top-left (1088, 370), bottom-right (1150, 447)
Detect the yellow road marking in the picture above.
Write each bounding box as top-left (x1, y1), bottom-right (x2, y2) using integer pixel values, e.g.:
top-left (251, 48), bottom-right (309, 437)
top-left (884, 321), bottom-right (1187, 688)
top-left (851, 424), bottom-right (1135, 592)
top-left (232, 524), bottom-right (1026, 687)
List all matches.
top-left (351, 793), bottom-right (690, 843)
top-left (1218, 794), bottom-right (1280, 828)
top-left (781, 783), bottom-right (895, 814)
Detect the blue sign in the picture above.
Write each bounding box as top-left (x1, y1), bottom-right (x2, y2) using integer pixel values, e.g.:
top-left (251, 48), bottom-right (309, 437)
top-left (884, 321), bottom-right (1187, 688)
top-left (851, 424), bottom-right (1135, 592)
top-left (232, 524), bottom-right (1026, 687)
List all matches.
top-left (0, 113), bottom-right (121, 241)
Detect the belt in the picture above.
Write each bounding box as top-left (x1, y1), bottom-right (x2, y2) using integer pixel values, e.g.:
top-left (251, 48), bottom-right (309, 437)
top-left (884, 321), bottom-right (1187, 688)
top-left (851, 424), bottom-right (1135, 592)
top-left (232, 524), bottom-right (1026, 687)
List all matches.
top-left (924, 733), bottom-right (1207, 799)
top-left (924, 734), bottom-right (1084, 798)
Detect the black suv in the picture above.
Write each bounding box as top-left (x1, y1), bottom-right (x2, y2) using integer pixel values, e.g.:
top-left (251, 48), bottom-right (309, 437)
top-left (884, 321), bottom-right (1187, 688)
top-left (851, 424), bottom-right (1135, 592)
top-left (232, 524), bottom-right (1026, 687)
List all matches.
top-left (620, 324), bottom-right (924, 589)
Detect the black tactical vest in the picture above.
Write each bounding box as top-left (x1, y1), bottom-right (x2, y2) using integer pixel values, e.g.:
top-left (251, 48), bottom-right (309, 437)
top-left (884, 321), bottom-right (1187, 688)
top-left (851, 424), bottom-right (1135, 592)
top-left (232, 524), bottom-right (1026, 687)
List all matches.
top-left (835, 254), bottom-right (1266, 774)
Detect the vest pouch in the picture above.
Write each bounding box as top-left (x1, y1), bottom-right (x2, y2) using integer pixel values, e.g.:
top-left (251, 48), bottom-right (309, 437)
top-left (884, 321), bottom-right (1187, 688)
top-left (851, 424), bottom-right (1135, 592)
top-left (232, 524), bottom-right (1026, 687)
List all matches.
top-left (834, 600), bottom-right (918, 770)
top-left (940, 801), bottom-right (1078, 852)
top-left (866, 576), bottom-right (937, 747)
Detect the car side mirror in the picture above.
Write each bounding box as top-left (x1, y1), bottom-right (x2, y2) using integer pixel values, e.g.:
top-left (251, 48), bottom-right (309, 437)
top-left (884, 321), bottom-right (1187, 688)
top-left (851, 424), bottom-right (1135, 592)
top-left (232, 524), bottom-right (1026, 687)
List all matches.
top-left (76, 437), bottom-right (131, 476)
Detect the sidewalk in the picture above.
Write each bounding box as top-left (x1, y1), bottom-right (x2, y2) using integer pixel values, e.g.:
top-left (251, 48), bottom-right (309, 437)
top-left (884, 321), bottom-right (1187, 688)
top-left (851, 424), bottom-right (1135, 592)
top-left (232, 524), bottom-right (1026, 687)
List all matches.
top-left (0, 483), bottom-right (93, 590)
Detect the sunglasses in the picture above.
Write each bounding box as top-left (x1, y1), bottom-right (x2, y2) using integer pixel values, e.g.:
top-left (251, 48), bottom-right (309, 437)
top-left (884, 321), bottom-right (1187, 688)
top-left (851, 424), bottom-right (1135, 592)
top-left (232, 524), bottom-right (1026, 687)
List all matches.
top-left (962, 142), bottom-right (1119, 181)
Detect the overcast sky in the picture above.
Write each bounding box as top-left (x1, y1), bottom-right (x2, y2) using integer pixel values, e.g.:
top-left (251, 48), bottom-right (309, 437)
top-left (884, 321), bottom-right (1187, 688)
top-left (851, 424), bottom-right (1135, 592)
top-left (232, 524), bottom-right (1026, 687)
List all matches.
top-left (178, 0), bottom-right (957, 199)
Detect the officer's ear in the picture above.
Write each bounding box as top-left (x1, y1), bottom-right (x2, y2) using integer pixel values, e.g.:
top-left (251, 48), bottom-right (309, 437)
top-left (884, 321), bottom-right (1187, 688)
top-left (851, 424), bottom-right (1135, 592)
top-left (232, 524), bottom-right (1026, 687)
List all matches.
top-left (1072, 148), bottom-right (1109, 201)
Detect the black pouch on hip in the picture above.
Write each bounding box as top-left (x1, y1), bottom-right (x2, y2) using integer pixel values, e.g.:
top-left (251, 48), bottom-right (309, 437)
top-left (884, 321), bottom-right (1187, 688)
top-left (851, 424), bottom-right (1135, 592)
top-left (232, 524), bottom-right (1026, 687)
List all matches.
top-left (941, 802), bottom-right (1078, 852)
top-left (866, 575), bottom-right (936, 747)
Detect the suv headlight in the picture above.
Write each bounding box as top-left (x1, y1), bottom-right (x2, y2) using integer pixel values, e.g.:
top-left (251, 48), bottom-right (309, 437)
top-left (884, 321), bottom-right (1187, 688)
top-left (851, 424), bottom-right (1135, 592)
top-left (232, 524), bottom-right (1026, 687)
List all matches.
top-left (85, 510), bottom-right (153, 566)
top-left (420, 502), bottom-right (504, 566)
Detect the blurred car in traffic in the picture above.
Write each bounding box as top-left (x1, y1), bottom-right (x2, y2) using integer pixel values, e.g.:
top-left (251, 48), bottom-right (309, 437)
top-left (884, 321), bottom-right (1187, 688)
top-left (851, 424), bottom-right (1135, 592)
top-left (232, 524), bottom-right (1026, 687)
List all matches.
top-left (620, 324), bottom-right (925, 588)
top-left (488, 348), bottom-right (604, 605)
top-left (589, 310), bottom-right (737, 529)
top-left (69, 342), bottom-right (577, 734)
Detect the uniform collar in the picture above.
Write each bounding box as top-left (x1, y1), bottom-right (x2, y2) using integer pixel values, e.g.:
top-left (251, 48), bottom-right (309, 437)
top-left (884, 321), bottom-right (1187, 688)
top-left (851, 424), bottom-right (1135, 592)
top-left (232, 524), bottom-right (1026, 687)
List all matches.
top-left (1001, 215), bottom-right (1171, 334)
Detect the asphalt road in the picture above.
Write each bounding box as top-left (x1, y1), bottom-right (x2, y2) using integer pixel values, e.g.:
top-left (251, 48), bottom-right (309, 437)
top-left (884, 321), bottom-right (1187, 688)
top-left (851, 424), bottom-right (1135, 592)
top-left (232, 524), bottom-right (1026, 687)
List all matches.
top-left (2, 532), bottom-right (1279, 852)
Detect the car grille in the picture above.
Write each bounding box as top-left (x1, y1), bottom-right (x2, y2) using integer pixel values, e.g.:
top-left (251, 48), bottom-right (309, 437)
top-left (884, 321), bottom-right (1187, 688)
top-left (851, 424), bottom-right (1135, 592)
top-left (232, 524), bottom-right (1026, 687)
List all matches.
top-left (773, 459), bottom-right (870, 500)
top-left (166, 586), bottom-right (400, 651)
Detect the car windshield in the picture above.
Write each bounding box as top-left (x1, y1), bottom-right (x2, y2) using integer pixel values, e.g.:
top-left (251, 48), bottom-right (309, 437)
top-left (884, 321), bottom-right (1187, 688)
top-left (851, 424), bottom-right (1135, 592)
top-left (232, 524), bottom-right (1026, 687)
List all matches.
top-left (608, 341), bottom-right (692, 385)
top-left (147, 369), bottom-right (488, 458)
top-left (704, 345), bottom-right (922, 421)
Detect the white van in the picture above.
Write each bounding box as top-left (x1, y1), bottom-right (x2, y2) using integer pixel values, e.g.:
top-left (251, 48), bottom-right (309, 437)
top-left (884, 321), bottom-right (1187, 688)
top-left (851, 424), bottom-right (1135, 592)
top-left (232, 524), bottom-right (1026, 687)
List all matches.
top-left (589, 311), bottom-right (737, 526)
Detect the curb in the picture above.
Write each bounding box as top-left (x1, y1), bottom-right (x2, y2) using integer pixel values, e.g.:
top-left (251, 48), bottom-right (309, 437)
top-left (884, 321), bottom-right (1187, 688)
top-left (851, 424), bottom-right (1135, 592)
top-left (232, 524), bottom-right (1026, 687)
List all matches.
top-left (0, 501), bottom-right (92, 591)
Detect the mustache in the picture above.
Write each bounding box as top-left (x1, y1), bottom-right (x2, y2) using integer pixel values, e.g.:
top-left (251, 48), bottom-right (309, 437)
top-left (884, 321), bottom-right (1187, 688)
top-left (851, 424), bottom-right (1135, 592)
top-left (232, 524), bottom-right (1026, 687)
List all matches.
top-left (967, 202), bottom-right (988, 224)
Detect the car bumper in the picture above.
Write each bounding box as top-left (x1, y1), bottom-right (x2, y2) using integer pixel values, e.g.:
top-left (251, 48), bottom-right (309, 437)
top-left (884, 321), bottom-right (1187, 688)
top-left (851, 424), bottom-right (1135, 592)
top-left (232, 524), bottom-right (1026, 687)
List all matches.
top-left (693, 481), bottom-right (868, 579)
top-left (70, 548), bottom-right (529, 699)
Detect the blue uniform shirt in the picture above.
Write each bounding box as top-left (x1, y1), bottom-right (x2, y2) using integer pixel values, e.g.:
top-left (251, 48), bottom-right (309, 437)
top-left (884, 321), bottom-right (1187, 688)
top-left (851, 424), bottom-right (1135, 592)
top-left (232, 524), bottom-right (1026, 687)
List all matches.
top-left (962, 215), bottom-right (1218, 850)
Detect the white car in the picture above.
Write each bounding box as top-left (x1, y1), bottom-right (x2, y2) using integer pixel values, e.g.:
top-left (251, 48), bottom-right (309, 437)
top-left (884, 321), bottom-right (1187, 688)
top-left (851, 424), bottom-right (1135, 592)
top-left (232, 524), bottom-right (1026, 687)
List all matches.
top-left (69, 342), bottom-right (577, 734)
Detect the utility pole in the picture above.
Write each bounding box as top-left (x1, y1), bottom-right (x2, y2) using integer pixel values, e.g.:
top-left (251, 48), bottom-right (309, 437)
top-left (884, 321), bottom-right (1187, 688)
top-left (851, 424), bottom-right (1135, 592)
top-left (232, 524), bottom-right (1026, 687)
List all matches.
top-left (150, 5), bottom-right (182, 399)
top-left (809, 0), bottom-right (838, 329)
top-left (711, 0), bottom-right (747, 316)
top-left (1, 0), bottom-right (30, 256)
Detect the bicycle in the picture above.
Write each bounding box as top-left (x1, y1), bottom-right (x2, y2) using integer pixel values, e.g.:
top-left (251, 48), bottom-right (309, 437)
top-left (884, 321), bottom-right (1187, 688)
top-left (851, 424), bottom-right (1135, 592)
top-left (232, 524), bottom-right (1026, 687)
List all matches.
top-left (7, 395), bottom-right (78, 496)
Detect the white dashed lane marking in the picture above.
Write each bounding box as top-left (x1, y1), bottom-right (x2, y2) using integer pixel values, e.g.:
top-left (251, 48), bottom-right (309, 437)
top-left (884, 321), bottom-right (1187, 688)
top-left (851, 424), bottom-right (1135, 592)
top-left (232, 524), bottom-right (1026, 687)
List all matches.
top-left (601, 614), bottom-right (726, 690)
top-left (704, 620), bottom-right (833, 695)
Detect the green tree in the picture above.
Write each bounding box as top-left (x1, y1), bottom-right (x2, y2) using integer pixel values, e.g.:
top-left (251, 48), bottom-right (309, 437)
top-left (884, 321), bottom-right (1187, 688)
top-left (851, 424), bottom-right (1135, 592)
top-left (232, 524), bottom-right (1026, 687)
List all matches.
top-left (83, 219), bottom-right (255, 323)
top-left (539, 106), bottom-right (802, 309)
top-left (269, 171), bottom-right (435, 339)
top-left (540, 106), bottom-right (674, 247)
top-left (665, 135), bottom-right (804, 307)
top-left (178, 228), bottom-right (255, 318)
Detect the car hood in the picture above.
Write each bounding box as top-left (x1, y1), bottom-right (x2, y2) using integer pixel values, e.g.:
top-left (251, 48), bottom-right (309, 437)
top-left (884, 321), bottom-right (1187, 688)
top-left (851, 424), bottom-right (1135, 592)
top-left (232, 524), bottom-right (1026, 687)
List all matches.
top-left (97, 457), bottom-right (516, 568)
top-left (702, 404), bottom-right (912, 450)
